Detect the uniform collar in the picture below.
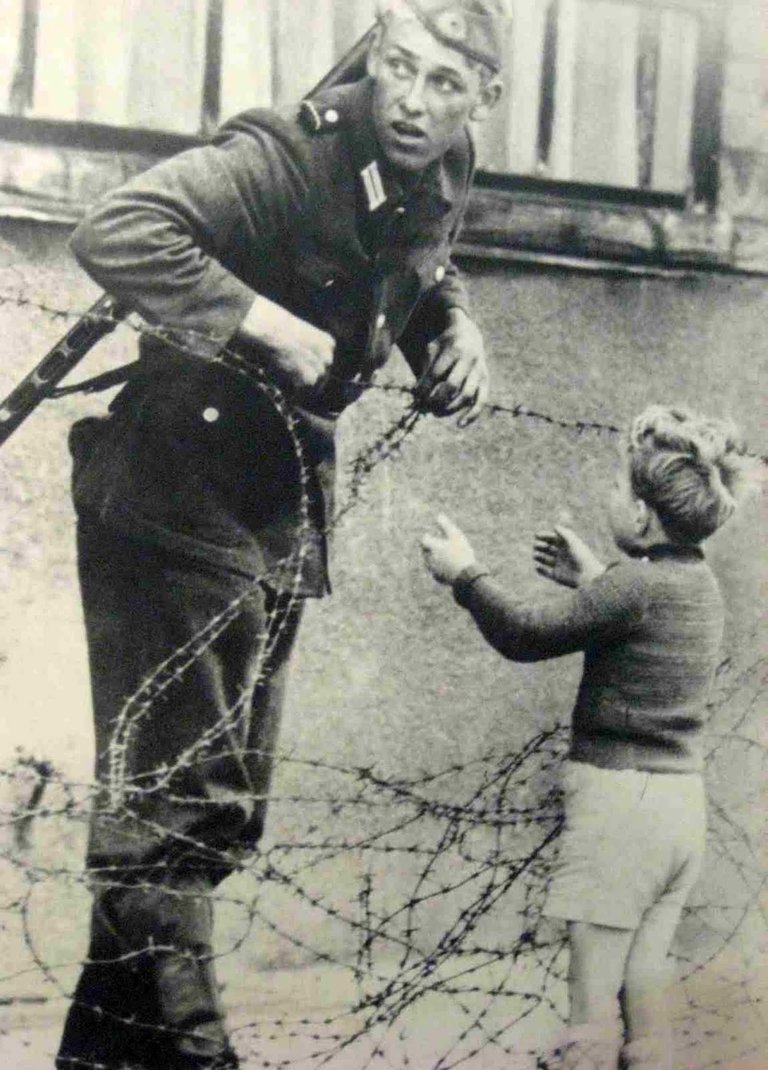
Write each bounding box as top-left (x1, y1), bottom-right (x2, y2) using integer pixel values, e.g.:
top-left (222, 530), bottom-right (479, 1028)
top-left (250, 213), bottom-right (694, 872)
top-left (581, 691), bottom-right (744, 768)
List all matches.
top-left (313, 78), bottom-right (457, 219)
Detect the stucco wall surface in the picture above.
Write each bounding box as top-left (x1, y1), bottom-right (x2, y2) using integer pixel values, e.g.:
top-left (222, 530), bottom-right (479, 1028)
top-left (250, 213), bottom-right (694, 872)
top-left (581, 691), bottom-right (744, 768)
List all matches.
top-left (0, 225), bottom-right (764, 998)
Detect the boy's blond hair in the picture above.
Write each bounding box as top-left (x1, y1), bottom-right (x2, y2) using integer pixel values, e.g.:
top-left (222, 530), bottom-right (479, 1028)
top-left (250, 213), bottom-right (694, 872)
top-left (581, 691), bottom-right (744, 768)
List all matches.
top-left (627, 405), bottom-right (756, 544)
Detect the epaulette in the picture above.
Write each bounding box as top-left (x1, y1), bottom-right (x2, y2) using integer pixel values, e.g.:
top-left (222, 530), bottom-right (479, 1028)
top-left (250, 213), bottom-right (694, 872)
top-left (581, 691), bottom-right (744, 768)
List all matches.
top-left (298, 99), bottom-right (344, 135)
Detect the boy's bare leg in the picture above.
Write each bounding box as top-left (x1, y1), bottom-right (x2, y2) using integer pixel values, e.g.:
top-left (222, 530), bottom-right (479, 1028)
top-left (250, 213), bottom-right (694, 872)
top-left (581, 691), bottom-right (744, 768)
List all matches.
top-left (549, 922), bottom-right (633, 1069)
top-left (568, 921), bottom-right (634, 1026)
top-left (620, 903), bottom-right (682, 1070)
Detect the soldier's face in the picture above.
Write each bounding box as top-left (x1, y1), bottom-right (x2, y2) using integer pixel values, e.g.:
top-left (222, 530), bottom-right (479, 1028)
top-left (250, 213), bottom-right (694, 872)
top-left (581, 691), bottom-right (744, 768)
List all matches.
top-left (367, 17), bottom-right (501, 172)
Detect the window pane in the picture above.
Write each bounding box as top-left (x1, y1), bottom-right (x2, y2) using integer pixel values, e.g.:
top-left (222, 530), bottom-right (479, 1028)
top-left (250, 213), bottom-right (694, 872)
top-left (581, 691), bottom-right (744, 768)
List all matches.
top-left (553, 0), bottom-right (641, 187)
top-left (118, 0), bottom-right (207, 131)
top-left (220, 0), bottom-right (273, 116)
top-left (27, 0), bottom-right (206, 130)
top-left (652, 8), bottom-right (698, 192)
top-left (474, 0), bottom-right (545, 174)
top-left (334, 0), bottom-right (376, 55)
top-left (477, 0), bottom-right (702, 195)
top-left (30, 0), bottom-right (77, 119)
top-left (272, 0), bottom-right (335, 106)
top-left (0, 0), bottom-right (25, 110)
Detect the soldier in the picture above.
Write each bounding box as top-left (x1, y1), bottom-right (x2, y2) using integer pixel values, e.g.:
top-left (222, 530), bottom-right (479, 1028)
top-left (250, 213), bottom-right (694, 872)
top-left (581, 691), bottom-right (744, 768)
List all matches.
top-left (56, 2), bottom-right (506, 1068)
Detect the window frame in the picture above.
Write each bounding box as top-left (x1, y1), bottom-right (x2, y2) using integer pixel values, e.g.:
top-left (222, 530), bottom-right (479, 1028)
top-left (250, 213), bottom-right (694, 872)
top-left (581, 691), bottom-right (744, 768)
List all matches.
top-left (0, 0), bottom-right (727, 215)
top-left (472, 0), bottom-right (726, 211)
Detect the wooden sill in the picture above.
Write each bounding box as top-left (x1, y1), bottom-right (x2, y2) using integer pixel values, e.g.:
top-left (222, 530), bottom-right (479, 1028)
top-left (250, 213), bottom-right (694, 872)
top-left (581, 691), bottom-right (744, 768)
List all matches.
top-left (0, 132), bottom-right (766, 275)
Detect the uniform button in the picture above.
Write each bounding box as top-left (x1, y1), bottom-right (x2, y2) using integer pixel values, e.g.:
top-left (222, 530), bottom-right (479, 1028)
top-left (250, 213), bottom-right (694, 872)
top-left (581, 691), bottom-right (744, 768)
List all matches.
top-left (395, 205), bottom-right (406, 215)
top-left (434, 265), bottom-right (446, 283)
top-left (324, 108), bottom-right (339, 124)
top-left (375, 313), bottom-right (386, 329)
top-left (202, 407), bottom-right (220, 423)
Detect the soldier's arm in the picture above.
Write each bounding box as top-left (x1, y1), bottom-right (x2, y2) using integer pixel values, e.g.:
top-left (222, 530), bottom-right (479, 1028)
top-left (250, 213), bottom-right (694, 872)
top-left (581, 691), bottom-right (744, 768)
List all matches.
top-left (396, 123), bottom-right (475, 377)
top-left (399, 271), bottom-right (489, 426)
top-left (396, 260), bottom-right (472, 379)
top-left (70, 122), bottom-right (309, 360)
top-left (396, 133), bottom-right (489, 425)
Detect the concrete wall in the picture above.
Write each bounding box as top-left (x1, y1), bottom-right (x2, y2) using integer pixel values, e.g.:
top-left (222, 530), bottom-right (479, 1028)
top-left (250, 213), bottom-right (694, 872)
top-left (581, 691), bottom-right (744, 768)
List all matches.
top-left (0, 225), bottom-right (764, 990)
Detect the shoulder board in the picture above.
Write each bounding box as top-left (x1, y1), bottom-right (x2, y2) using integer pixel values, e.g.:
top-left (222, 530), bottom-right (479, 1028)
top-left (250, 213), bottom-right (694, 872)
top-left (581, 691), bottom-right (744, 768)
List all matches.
top-left (298, 98), bottom-right (345, 135)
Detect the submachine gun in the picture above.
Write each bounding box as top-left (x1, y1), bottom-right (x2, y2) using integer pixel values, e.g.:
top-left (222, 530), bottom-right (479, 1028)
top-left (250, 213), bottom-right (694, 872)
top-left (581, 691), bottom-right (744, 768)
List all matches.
top-left (0, 30), bottom-right (373, 449)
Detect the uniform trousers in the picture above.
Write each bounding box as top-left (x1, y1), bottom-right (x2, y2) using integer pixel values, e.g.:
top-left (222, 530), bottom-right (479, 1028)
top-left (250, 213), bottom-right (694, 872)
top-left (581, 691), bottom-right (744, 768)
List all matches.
top-left (57, 519), bottom-right (304, 1068)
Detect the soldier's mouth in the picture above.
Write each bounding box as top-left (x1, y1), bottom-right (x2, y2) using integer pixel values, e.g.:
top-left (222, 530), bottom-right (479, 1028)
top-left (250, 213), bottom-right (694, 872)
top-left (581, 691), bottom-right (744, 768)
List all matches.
top-left (390, 121), bottom-right (427, 142)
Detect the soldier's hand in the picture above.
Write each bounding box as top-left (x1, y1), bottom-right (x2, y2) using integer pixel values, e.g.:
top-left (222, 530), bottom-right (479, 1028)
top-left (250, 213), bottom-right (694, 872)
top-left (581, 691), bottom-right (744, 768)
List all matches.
top-left (236, 295), bottom-right (335, 395)
top-left (415, 309), bottom-right (489, 427)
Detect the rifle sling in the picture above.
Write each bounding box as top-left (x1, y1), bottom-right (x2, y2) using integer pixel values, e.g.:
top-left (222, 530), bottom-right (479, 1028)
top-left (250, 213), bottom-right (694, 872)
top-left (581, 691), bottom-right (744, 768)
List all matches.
top-left (50, 361), bottom-right (142, 397)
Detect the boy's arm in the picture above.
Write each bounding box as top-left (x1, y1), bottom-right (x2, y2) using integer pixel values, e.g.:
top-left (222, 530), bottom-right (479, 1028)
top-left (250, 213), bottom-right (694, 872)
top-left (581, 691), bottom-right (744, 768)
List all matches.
top-left (452, 563), bottom-right (646, 663)
top-left (533, 525), bottom-right (607, 588)
top-left (420, 514), bottom-right (645, 662)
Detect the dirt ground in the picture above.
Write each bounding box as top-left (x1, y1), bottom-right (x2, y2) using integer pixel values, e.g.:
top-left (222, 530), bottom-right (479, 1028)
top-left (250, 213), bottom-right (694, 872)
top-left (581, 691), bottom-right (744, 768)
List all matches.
top-left (1, 954), bottom-right (766, 1070)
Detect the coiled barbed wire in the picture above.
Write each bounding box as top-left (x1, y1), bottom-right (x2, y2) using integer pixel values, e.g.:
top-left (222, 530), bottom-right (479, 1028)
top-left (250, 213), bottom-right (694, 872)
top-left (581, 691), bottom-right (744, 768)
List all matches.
top-left (0, 292), bottom-right (765, 1069)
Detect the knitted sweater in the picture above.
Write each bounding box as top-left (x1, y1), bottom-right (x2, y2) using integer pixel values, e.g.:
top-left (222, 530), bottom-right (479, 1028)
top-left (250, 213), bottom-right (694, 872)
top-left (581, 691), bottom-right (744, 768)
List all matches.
top-left (453, 546), bottom-right (724, 772)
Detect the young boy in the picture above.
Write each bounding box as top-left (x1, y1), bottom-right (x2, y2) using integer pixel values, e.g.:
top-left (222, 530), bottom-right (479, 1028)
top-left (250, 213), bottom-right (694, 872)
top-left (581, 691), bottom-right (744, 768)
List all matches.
top-left (421, 405), bottom-right (755, 1070)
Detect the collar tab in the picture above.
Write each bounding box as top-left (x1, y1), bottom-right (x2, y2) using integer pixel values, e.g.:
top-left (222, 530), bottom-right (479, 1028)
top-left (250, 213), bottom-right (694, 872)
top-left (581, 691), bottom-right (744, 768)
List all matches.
top-left (360, 160), bottom-right (388, 212)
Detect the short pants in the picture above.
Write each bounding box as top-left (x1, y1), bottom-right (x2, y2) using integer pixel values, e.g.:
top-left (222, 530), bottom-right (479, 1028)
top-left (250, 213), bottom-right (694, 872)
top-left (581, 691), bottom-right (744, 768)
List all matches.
top-left (543, 760), bottom-right (706, 930)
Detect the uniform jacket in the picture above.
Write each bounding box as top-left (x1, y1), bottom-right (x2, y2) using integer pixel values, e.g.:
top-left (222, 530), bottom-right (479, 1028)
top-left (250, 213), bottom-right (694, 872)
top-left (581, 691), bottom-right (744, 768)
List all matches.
top-left (69, 77), bottom-right (475, 595)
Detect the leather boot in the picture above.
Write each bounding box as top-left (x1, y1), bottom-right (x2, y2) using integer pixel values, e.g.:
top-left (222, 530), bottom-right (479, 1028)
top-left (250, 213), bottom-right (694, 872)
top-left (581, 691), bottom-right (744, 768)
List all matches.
top-left (105, 877), bottom-right (238, 1068)
top-left (55, 892), bottom-right (164, 1069)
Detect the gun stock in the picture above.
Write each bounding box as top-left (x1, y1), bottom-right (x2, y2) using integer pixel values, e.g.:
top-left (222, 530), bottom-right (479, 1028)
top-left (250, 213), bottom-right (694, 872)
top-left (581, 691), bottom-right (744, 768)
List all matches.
top-left (0, 294), bottom-right (127, 447)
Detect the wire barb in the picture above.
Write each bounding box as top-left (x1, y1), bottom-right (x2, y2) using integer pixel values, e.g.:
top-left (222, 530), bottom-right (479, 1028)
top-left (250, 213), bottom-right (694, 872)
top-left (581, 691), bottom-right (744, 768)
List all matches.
top-left (0, 290), bottom-right (765, 1069)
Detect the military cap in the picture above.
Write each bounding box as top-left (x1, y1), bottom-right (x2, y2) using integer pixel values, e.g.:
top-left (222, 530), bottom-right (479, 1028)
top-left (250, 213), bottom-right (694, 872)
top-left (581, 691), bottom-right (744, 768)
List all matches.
top-left (377, 0), bottom-right (508, 73)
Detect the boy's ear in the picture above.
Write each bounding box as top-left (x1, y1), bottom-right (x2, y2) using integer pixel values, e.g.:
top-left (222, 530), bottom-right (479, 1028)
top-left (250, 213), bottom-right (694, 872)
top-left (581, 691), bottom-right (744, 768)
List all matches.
top-left (469, 78), bottom-right (503, 123)
top-left (633, 497), bottom-right (651, 536)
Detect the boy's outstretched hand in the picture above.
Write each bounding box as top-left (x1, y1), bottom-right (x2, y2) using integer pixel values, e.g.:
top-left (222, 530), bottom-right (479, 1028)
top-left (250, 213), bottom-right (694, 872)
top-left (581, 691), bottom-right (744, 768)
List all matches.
top-left (421, 514), bottom-right (477, 585)
top-left (533, 525), bottom-right (606, 588)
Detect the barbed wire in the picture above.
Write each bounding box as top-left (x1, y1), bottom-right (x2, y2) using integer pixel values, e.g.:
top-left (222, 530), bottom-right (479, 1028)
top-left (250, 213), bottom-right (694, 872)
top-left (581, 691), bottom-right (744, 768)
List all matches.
top-left (1, 289), bottom-right (766, 462)
top-left (0, 292), bottom-right (765, 1069)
